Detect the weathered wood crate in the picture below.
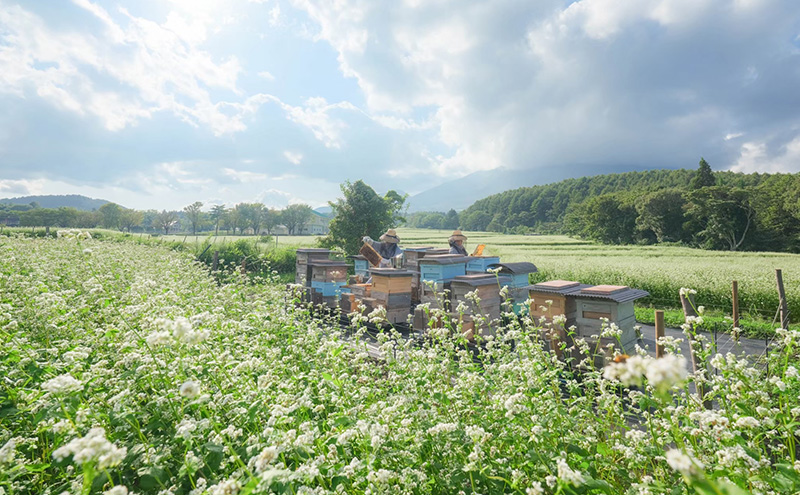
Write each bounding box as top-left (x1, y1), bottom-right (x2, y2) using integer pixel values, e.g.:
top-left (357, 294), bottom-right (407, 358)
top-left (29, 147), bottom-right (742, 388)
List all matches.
top-left (308, 260), bottom-right (348, 305)
top-left (485, 262), bottom-right (538, 314)
top-left (296, 248), bottom-right (331, 285)
top-left (450, 274), bottom-right (509, 321)
top-left (404, 247), bottom-right (447, 303)
top-left (368, 268), bottom-right (413, 323)
top-left (568, 285), bottom-right (649, 356)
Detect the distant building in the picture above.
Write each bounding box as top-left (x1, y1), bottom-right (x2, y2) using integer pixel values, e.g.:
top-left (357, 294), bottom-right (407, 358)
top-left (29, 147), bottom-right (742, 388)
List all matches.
top-left (299, 210), bottom-right (331, 235)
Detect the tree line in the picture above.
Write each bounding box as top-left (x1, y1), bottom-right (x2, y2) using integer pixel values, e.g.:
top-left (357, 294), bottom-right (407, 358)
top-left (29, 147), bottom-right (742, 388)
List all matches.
top-left (457, 159), bottom-right (800, 252)
top-left (0, 201), bottom-right (318, 236)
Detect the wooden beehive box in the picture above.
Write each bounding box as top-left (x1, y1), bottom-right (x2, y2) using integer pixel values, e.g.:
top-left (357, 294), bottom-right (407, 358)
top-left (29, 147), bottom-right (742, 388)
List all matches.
top-left (308, 261), bottom-right (348, 302)
top-left (528, 280), bottom-right (585, 322)
top-left (404, 247), bottom-right (448, 304)
top-left (350, 255), bottom-right (370, 280)
top-left (295, 248), bottom-right (331, 285)
top-left (369, 268), bottom-right (413, 322)
top-left (465, 256), bottom-right (500, 273)
top-left (450, 273), bottom-right (511, 320)
top-left (419, 255), bottom-right (468, 284)
top-left (570, 285), bottom-right (649, 353)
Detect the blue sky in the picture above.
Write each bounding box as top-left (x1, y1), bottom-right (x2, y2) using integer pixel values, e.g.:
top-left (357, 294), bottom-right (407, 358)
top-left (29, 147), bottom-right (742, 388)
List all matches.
top-left (1, 0), bottom-right (800, 210)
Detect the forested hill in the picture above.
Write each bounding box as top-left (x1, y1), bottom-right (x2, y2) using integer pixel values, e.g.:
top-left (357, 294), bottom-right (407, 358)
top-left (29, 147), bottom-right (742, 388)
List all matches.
top-left (459, 167), bottom-right (800, 252)
top-left (0, 194), bottom-right (110, 211)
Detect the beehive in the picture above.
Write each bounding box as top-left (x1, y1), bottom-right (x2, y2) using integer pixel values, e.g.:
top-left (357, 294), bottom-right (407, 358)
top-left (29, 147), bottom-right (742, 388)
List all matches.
top-left (450, 273), bottom-right (510, 320)
top-left (308, 260), bottom-right (348, 307)
top-left (570, 285), bottom-right (648, 352)
top-left (486, 262), bottom-right (539, 314)
top-left (296, 248), bottom-right (331, 285)
top-left (368, 268), bottom-right (413, 324)
top-left (351, 255), bottom-right (370, 281)
top-left (419, 254), bottom-right (468, 283)
top-left (465, 256), bottom-right (500, 274)
top-left (528, 280), bottom-right (588, 356)
top-left (404, 247), bottom-right (448, 303)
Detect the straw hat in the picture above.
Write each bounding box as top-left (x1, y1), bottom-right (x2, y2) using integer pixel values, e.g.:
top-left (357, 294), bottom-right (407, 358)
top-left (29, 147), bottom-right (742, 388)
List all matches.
top-left (379, 228), bottom-right (400, 243)
top-left (449, 229), bottom-right (467, 242)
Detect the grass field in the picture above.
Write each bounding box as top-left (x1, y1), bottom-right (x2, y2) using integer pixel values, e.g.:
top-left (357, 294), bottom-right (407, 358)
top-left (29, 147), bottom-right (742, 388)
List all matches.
top-left (159, 234), bottom-right (319, 248)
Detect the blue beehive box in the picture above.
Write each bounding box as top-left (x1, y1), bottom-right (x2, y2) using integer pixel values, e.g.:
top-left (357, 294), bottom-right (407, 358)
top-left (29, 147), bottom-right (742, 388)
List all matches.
top-left (311, 281), bottom-right (347, 296)
top-left (352, 255), bottom-right (370, 279)
top-left (419, 255), bottom-right (468, 284)
top-left (487, 262), bottom-right (538, 288)
top-left (466, 256), bottom-right (501, 273)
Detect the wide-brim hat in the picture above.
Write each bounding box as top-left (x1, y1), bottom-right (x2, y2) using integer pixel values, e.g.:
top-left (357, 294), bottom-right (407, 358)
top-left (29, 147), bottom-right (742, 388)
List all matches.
top-left (380, 229), bottom-right (400, 243)
top-left (449, 229), bottom-right (467, 242)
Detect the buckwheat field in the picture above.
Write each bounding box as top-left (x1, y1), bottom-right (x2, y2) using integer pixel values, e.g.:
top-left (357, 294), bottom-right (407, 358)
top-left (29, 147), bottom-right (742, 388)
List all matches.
top-left (2, 233), bottom-right (800, 495)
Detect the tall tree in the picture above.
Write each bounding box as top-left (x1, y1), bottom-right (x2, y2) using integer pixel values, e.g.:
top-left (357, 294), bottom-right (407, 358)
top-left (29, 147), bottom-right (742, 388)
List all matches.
top-left (262, 208), bottom-right (281, 235)
top-left (183, 201), bottom-right (204, 235)
top-left (690, 158), bottom-right (716, 189)
top-left (443, 209), bottom-right (460, 230)
top-left (153, 210), bottom-right (178, 235)
top-left (686, 187), bottom-right (755, 250)
top-left (98, 203), bottom-right (123, 230)
top-left (239, 203), bottom-right (266, 235)
top-left (321, 180), bottom-right (406, 254)
top-left (209, 204), bottom-right (227, 236)
top-left (635, 189), bottom-right (686, 243)
top-left (119, 209), bottom-right (144, 233)
top-left (281, 204), bottom-right (314, 235)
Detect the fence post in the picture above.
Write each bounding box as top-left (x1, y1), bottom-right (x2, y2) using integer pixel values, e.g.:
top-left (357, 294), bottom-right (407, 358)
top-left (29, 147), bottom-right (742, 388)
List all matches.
top-left (731, 280), bottom-right (739, 338)
top-left (776, 269), bottom-right (789, 328)
top-left (241, 258), bottom-right (247, 275)
top-left (655, 310), bottom-right (665, 358)
top-left (212, 251), bottom-right (219, 271)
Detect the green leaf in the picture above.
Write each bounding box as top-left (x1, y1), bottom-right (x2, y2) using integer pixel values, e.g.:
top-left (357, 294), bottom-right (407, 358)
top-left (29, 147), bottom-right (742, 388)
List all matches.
top-left (24, 463), bottom-right (50, 473)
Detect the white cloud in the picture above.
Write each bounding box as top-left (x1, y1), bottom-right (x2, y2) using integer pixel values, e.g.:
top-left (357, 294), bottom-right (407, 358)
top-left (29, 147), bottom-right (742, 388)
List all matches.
top-left (283, 151), bottom-right (303, 165)
top-left (223, 167), bottom-right (269, 182)
top-left (0, 178), bottom-right (44, 196)
top-left (730, 138), bottom-right (800, 173)
top-left (258, 70), bottom-right (276, 81)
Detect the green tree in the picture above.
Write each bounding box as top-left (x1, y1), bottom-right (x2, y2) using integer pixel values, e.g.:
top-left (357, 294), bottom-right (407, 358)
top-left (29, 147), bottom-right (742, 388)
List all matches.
top-left (443, 209), bottom-right (459, 230)
top-left (690, 158), bottom-right (716, 189)
top-left (686, 187), bottom-right (755, 251)
top-left (239, 203), bottom-right (266, 235)
top-left (209, 204), bottom-right (227, 236)
top-left (262, 208), bottom-right (281, 235)
top-left (119, 209), bottom-right (144, 233)
top-left (281, 204), bottom-right (314, 235)
top-left (98, 203), bottom-right (123, 230)
top-left (565, 193), bottom-right (637, 244)
top-left (153, 210), bottom-right (178, 235)
top-left (183, 201), bottom-right (204, 235)
top-left (635, 189), bottom-right (686, 243)
top-left (321, 180), bottom-right (406, 254)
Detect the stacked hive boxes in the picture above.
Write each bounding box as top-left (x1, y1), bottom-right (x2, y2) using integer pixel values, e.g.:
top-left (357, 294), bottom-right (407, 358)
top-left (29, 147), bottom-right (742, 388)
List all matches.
top-left (528, 280), bottom-right (587, 356)
top-left (486, 262), bottom-right (538, 314)
top-left (296, 248), bottom-right (332, 285)
top-left (418, 255), bottom-right (469, 307)
top-left (367, 268), bottom-right (413, 324)
top-left (449, 273), bottom-right (510, 338)
top-left (571, 285), bottom-right (647, 353)
top-left (404, 247), bottom-right (447, 303)
top-left (308, 260), bottom-right (348, 308)
top-left (351, 255), bottom-right (370, 282)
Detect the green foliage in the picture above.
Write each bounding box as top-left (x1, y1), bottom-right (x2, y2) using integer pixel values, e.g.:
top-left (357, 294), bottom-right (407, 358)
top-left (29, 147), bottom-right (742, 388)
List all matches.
top-left (280, 204), bottom-right (314, 235)
top-left (690, 157), bottom-right (717, 189)
top-left (321, 180), bottom-right (406, 254)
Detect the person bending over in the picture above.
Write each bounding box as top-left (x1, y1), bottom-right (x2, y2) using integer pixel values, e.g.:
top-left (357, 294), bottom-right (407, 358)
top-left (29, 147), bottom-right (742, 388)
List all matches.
top-left (363, 229), bottom-right (403, 267)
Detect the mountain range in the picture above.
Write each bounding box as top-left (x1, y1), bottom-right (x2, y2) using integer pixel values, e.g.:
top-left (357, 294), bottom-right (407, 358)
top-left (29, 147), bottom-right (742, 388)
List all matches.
top-left (0, 194), bottom-right (110, 211)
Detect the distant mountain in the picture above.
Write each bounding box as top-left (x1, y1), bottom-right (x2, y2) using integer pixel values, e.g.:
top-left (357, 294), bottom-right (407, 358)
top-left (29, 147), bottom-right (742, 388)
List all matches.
top-left (313, 206), bottom-right (333, 217)
top-left (406, 164), bottom-right (671, 212)
top-left (0, 194), bottom-right (112, 211)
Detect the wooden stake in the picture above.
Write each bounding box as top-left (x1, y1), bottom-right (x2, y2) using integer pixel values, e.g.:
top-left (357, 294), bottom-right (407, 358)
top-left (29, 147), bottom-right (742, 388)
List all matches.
top-left (241, 258), bottom-right (247, 275)
top-left (776, 269), bottom-right (789, 328)
top-left (731, 280), bottom-right (739, 335)
top-left (212, 250), bottom-right (219, 271)
top-left (655, 310), bottom-right (665, 358)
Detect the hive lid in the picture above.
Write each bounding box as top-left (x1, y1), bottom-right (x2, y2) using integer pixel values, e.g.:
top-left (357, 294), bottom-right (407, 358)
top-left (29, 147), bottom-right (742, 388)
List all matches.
top-left (534, 280), bottom-right (580, 289)
top-left (580, 285), bottom-right (628, 295)
top-left (419, 254), bottom-right (469, 265)
top-left (486, 262), bottom-right (538, 274)
top-left (403, 246), bottom-right (436, 252)
top-left (369, 268), bottom-right (414, 277)
top-left (297, 248), bottom-right (331, 253)
top-left (452, 273), bottom-right (511, 287)
top-left (308, 260), bottom-right (348, 267)
top-left (348, 254), bottom-right (367, 260)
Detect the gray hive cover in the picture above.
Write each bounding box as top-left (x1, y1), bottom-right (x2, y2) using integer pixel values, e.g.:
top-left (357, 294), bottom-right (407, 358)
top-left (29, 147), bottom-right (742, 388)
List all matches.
top-left (451, 273), bottom-right (512, 287)
top-left (575, 285), bottom-right (650, 302)
top-left (487, 262), bottom-right (538, 274)
top-left (297, 248), bottom-right (331, 253)
top-left (369, 268), bottom-right (414, 277)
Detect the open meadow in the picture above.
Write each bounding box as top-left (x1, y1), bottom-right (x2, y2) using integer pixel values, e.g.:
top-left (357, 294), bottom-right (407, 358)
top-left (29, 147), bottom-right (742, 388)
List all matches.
top-left (2, 233), bottom-right (800, 495)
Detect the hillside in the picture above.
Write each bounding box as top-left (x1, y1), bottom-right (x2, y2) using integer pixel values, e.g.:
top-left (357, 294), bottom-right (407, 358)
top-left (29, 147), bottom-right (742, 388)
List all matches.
top-left (0, 194), bottom-right (111, 211)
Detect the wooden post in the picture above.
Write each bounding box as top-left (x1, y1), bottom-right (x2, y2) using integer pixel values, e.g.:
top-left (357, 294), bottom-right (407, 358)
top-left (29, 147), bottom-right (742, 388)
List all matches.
top-left (212, 251), bottom-right (219, 271)
top-left (680, 292), bottom-right (697, 318)
top-left (776, 269), bottom-right (789, 328)
top-left (731, 280), bottom-right (739, 336)
top-left (655, 310), bottom-right (665, 358)
top-left (241, 258), bottom-right (247, 275)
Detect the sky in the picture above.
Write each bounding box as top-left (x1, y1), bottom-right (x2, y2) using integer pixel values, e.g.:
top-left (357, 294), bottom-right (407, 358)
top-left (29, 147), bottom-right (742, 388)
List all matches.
top-left (1, 0), bottom-right (800, 211)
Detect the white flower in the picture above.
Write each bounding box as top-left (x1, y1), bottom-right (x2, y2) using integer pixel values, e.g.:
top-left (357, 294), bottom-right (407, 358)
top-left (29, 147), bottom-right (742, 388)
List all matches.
top-left (252, 446), bottom-right (279, 473)
top-left (427, 422), bottom-right (458, 435)
top-left (104, 486), bottom-right (128, 495)
top-left (734, 416), bottom-right (759, 429)
top-left (0, 439), bottom-right (16, 464)
top-left (41, 374), bottom-right (83, 394)
top-left (679, 288), bottom-right (697, 297)
top-left (526, 482), bottom-right (544, 495)
top-left (556, 457), bottom-right (585, 486)
top-left (645, 354), bottom-right (688, 392)
top-left (53, 428), bottom-right (127, 469)
top-left (179, 380), bottom-right (200, 399)
top-left (665, 449), bottom-right (703, 477)
top-left (603, 355), bottom-right (649, 387)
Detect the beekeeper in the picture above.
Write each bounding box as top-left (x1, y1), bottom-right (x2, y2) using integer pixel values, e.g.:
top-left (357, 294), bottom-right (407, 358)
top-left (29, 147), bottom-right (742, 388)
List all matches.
top-left (362, 228), bottom-right (404, 267)
top-left (448, 229), bottom-right (468, 255)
